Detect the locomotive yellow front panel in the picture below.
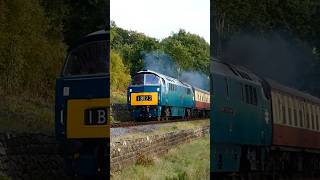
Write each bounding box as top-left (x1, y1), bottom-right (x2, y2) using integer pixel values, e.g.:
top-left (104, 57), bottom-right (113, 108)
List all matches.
top-left (67, 98), bottom-right (110, 139)
top-left (131, 92), bottom-right (158, 106)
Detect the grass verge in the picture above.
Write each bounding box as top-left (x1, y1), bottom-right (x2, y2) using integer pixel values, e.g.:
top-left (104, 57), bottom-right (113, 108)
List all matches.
top-left (111, 135), bottom-right (210, 180)
top-left (112, 119), bottom-right (209, 140)
top-left (0, 94), bottom-right (54, 134)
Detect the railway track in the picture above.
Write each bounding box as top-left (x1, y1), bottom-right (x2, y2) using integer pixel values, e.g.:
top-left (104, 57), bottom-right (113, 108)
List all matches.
top-left (111, 117), bottom-right (209, 128)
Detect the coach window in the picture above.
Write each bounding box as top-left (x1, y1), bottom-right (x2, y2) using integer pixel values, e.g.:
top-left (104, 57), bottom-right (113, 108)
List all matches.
top-left (278, 98), bottom-right (281, 123)
top-left (316, 114), bottom-right (319, 131)
top-left (294, 109), bottom-right (298, 126)
top-left (299, 110), bottom-right (303, 127)
top-left (314, 106), bottom-right (318, 130)
top-left (311, 108), bottom-right (315, 130)
top-left (288, 107), bottom-right (292, 125)
top-left (282, 105), bottom-right (286, 124)
top-left (306, 113), bottom-right (310, 129)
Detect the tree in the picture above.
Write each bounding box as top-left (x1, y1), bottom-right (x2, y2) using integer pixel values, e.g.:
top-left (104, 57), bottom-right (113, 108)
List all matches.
top-left (161, 29), bottom-right (210, 73)
top-left (0, 0), bottom-right (66, 97)
top-left (214, 0), bottom-right (320, 97)
top-left (111, 22), bottom-right (160, 75)
top-left (62, 0), bottom-right (108, 46)
top-left (110, 49), bottom-right (131, 93)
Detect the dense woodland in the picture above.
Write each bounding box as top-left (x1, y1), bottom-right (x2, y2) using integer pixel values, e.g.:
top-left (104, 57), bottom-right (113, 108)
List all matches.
top-left (0, 0), bottom-right (107, 99)
top-left (110, 22), bottom-right (210, 98)
top-left (213, 0), bottom-right (320, 97)
top-left (1, 0), bottom-right (319, 100)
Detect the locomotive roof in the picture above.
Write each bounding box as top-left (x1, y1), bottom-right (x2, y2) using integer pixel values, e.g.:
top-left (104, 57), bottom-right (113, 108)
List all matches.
top-left (68, 30), bottom-right (109, 52)
top-left (266, 78), bottom-right (320, 105)
top-left (136, 70), bottom-right (193, 89)
top-left (211, 60), bottom-right (261, 84)
top-left (212, 60), bottom-right (320, 105)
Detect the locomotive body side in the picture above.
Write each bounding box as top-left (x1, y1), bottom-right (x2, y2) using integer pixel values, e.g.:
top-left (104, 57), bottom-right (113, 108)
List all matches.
top-left (210, 61), bottom-right (272, 173)
top-left (128, 70), bottom-right (194, 120)
top-left (211, 60), bottom-right (320, 176)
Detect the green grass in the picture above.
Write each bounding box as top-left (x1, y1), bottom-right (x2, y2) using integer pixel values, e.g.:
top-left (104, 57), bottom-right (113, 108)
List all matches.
top-left (112, 119), bottom-right (209, 141)
top-left (0, 176), bottom-right (11, 180)
top-left (111, 136), bottom-right (210, 180)
top-left (0, 94), bottom-right (54, 134)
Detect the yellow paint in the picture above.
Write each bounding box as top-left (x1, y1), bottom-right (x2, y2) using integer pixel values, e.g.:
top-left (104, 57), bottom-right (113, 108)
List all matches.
top-left (131, 92), bottom-right (158, 106)
top-left (67, 98), bottom-right (110, 139)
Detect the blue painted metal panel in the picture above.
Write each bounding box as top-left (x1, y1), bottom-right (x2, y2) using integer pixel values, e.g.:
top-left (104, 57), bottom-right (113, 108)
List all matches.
top-left (55, 30), bottom-right (110, 176)
top-left (55, 75), bottom-right (109, 141)
top-left (127, 71), bottom-right (194, 119)
top-left (210, 67), bottom-right (272, 172)
top-left (211, 143), bottom-right (241, 172)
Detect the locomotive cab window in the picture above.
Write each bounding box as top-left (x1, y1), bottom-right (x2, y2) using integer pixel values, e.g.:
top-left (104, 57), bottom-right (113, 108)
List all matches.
top-left (145, 74), bottom-right (160, 85)
top-left (63, 40), bottom-right (108, 76)
top-left (132, 73), bottom-right (160, 85)
top-left (132, 74), bottom-right (144, 85)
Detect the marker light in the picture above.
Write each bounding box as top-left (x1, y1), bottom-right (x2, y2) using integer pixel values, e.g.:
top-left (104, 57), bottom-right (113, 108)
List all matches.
top-left (129, 89), bottom-right (132, 92)
top-left (157, 88), bottom-right (160, 92)
top-left (60, 110), bottom-right (64, 125)
top-left (63, 87), bottom-right (69, 96)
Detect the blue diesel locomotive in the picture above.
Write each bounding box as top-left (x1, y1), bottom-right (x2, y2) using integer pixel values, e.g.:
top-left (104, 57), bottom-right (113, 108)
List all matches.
top-left (55, 30), bottom-right (109, 176)
top-left (210, 59), bottom-right (320, 178)
top-left (128, 70), bottom-right (209, 120)
top-left (210, 60), bottom-right (272, 174)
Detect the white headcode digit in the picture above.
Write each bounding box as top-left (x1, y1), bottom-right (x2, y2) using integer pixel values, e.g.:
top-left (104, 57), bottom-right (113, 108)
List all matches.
top-left (97, 109), bottom-right (106, 124)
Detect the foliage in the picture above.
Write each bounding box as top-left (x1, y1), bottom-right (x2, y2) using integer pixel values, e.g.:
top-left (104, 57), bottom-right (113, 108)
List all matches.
top-left (161, 29), bottom-right (210, 73)
top-left (111, 22), bottom-right (160, 75)
top-left (61, 0), bottom-right (108, 46)
top-left (135, 152), bottom-right (154, 166)
top-left (0, 93), bottom-right (54, 134)
top-left (0, 0), bottom-right (66, 98)
top-left (214, 0), bottom-right (318, 42)
top-left (214, 0), bottom-right (320, 97)
top-left (111, 136), bottom-right (210, 180)
top-left (111, 23), bottom-right (210, 77)
top-left (110, 23), bottom-right (210, 100)
top-left (110, 49), bottom-right (131, 93)
top-left (0, 0), bottom-right (108, 99)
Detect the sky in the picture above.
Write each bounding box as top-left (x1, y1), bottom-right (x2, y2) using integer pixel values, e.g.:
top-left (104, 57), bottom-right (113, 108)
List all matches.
top-left (110, 0), bottom-right (210, 43)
